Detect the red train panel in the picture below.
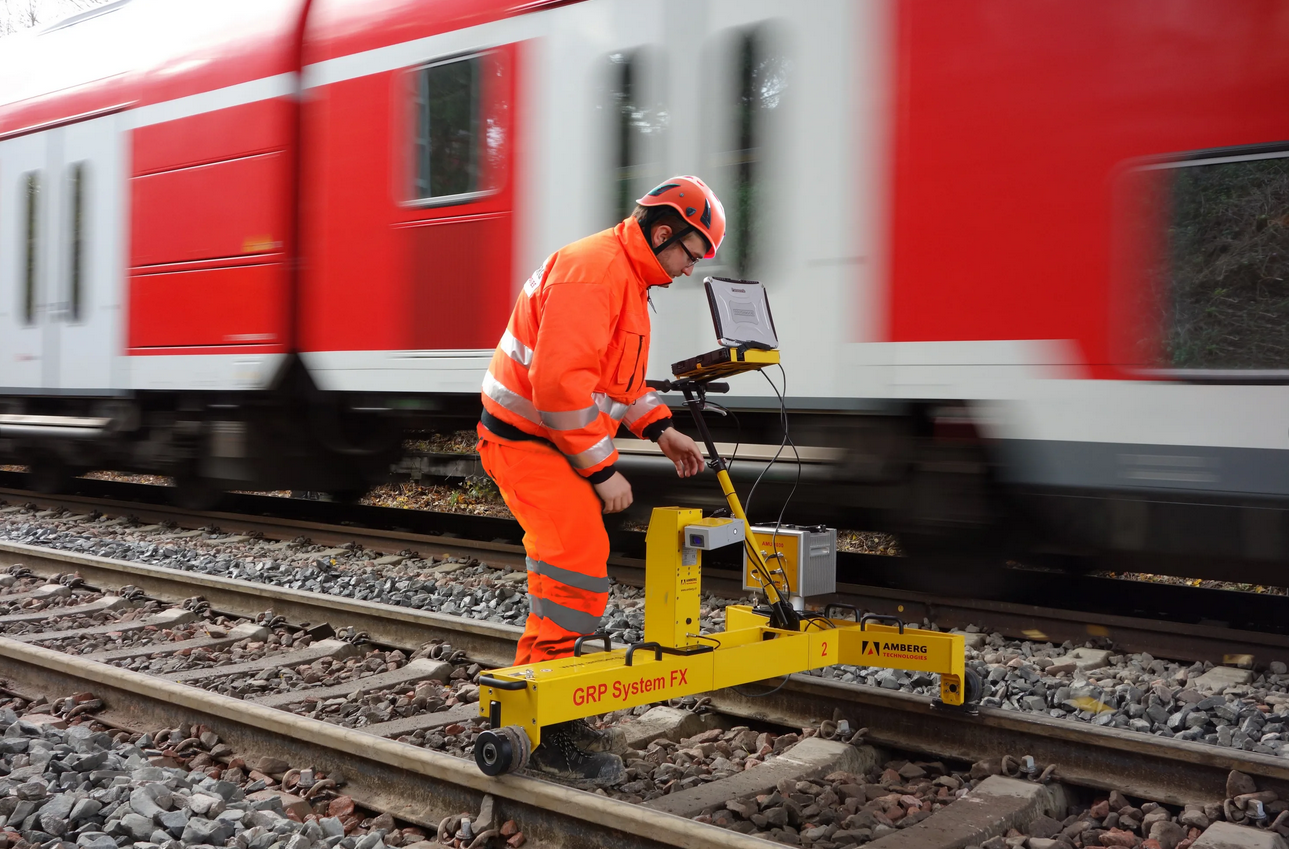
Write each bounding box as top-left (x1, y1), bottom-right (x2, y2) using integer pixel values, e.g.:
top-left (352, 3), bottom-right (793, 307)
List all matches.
top-left (128, 264), bottom-right (287, 349)
top-left (130, 152), bottom-right (289, 266)
top-left (298, 38), bottom-right (519, 353)
top-left (888, 0), bottom-right (1289, 378)
top-left (404, 212), bottom-right (513, 350)
top-left (132, 99), bottom-right (294, 177)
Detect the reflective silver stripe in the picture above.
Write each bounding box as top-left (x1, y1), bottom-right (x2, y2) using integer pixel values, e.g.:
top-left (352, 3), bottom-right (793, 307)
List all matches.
top-left (481, 372), bottom-right (540, 425)
top-left (527, 594), bottom-right (602, 635)
top-left (498, 329), bottom-right (533, 368)
top-left (539, 404), bottom-right (599, 431)
top-left (593, 392), bottom-right (629, 422)
top-left (623, 390), bottom-right (663, 426)
top-left (525, 556), bottom-right (609, 595)
top-left (565, 435), bottom-right (615, 469)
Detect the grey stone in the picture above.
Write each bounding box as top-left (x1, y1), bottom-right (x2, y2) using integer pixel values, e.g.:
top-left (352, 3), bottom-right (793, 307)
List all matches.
top-left (205, 779), bottom-right (244, 802)
top-left (1228, 770), bottom-right (1258, 798)
top-left (1065, 647), bottom-right (1112, 671)
top-left (187, 792), bottom-right (224, 816)
top-left (1181, 808), bottom-right (1211, 829)
top-left (181, 816), bottom-right (235, 845)
top-left (1193, 667), bottom-right (1254, 692)
top-left (38, 793), bottom-right (77, 834)
top-left (70, 798), bottom-right (102, 823)
top-left (14, 780), bottom-right (48, 800)
top-left (354, 834), bottom-right (384, 849)
top-left (121, 811), bottom-right (156, 841)
top-left (131, 788), bottom-right (169, 819)
top-left (157, 808), bottom-right (189, 837)
top-left (1151, 820), bottom-right (1188, 849)
top-left (78, 836), bottom-right (118, 849)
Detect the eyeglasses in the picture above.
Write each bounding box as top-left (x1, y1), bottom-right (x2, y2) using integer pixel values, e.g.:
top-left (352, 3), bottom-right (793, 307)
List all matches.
top-left (677, 240), bottom-right (703, 267)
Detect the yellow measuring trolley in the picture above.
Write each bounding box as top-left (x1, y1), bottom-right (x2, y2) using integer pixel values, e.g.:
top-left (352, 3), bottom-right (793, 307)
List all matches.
top-left (474, 330), bottom-right (978, 776)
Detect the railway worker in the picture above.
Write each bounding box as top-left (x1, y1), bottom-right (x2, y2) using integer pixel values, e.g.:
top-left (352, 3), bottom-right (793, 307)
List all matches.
top-left (477, 176), bottom-right (726, 784)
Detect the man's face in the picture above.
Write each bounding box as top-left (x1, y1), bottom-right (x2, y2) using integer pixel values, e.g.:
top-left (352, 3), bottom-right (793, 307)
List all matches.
top-left (651, 225), bottom-right (711, 282)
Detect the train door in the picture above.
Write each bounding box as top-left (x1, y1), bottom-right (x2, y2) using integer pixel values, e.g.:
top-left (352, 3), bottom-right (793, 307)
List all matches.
top-left (51, 116), bottom-right (125, 392)
top-left (397, 45), bottom-right (517, 354)
top-left (0, 131), bottom-right (54, 391)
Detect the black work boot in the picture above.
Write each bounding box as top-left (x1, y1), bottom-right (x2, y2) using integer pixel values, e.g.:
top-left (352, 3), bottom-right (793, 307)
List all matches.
top-left (528, 723), bottom-right (626, 787)
top-left (556, 718), bottom-right (629, 755)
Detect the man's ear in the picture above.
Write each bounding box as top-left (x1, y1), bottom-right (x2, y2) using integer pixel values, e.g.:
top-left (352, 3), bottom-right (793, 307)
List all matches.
top-left (652, 224), bottom-right (672, 249)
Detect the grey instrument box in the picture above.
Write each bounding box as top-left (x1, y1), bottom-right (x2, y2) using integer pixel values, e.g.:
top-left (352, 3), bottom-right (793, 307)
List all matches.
top-left (742, 524), bottom-right (837, 598)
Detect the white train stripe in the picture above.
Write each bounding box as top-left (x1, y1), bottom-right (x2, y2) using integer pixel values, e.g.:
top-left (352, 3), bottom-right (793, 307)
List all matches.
top-left (127, 72), bottom-right (298, 129)
top-left (127, 353), bottom-right (289, 392)
top-left (301, 14), bottom-right (543, 90)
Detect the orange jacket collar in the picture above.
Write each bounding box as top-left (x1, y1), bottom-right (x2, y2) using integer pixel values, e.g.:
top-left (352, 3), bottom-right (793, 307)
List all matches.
top-left (617, 217), bottom-right (673, 289)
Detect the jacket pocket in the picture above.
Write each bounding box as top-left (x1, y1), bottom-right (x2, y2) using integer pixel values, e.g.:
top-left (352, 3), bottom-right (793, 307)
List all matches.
top-left (615, 332), bottom-right (645, 392)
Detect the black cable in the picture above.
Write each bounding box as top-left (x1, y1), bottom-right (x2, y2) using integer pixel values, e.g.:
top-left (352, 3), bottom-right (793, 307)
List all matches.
top-left (692, 396), bottom-right (779, 593)
top-left (766, 365), bottom-right (803, 573)
top-left (731, 675), bottom-right (792, 698)
top-left (742, 365), bottom-right (801, 597)
top-left (700, 402), bottom-right (742, 476)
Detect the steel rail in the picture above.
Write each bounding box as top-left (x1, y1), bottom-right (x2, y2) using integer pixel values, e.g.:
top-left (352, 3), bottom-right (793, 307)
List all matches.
top-left (0, 539), bottom-right (518, 668)
top-left (822, 580), bottom-right (1289, 667)
top-left (2, 539), bottom-right (1287, 808)
top-left (3, 483), bottom-right (1289, 664)
top-left (0, 484), bottom-right (534, 570)
top-left (0, 637), bottom-right (769, 849)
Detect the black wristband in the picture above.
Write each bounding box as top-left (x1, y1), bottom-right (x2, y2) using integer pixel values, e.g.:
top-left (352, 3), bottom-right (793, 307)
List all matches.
top-left (642, 417), bottom-right (674, 443)
top-left (585, 464), bottom-right (619, 484)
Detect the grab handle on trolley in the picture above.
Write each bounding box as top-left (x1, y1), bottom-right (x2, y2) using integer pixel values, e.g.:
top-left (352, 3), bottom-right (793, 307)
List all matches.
top-left (646, 379), bottom-right (729, 394)
top-left (624, 642), bottom-right (664, 667)
top-left (573, 632), bottom-right (612, 657)
top-left (859, 613), bottom-right (906, 635)
top-left (479, 675), bottom-right (527, 691)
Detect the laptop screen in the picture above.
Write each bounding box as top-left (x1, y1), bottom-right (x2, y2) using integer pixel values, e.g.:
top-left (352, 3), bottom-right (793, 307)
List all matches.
top-left (704, 277), bottom-right (779, 350)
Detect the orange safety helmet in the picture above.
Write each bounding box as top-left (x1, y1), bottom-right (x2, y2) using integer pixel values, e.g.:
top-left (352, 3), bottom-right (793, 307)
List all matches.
top-left (636, 176), bottom-right (727, 258)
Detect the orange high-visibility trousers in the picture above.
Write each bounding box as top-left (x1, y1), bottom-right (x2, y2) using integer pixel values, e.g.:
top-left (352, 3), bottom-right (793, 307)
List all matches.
top-left (478, 437), bottom-right (610, 665)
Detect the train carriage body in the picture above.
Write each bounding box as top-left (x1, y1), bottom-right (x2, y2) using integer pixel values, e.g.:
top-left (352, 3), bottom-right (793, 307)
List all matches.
top-left (3, 0), bottom-right (1289, 578)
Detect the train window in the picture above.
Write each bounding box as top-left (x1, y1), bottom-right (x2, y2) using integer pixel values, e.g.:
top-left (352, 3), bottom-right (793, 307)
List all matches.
top-left (22, 172), bottom-right (39, 326)
top-left (1148, 152), bottom-right (1289, 371)
top-left (721, 28), bottom-right (790, 277)
top-left (605, 51), bottom-right (666, 224)
top-left (68, 162), bottom-right (86, 322)
top-left (414, 54), bottom-right (482, 201)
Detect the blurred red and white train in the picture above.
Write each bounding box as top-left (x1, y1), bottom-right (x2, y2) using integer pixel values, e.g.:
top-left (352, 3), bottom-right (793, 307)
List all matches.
top-left (3, 0), bottom-right (1289, 579)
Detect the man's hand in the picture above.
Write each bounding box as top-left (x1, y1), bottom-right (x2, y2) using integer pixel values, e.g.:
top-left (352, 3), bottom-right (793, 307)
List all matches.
top-left (593, 472), bottom-right (634, 513)
top-left (657, 427), bottom-right (705, 478)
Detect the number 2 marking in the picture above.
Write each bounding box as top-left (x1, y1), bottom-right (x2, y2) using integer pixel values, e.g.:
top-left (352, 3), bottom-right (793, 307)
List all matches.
top-left (821, 641), bottom-right (829, 657)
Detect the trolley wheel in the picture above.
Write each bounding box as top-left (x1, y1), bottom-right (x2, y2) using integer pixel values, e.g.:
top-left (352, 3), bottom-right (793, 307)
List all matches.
top-left (963, 667), bottom-right (983, 705)
top-left (474, 725), bottom-right (531, 776)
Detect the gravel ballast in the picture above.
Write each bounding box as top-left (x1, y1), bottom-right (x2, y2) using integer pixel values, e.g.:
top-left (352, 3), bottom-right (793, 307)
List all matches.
top-left (3, 505), bottom-right (1289, 761)
top-left (0, 693), bottom-right (434, 849)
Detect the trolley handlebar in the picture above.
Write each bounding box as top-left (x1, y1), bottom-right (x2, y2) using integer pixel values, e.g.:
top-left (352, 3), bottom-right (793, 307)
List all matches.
top-left (646, 379), bottom-right (729, 394)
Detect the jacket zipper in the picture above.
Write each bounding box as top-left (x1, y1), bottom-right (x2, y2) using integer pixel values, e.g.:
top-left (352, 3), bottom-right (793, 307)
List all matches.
top-left (626, 335), bottom-right (643, 392)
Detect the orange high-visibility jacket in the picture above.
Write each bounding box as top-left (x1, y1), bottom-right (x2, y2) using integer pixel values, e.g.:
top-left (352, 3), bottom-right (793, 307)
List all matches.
top-left (479, 217), bottom-right (675, 480)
